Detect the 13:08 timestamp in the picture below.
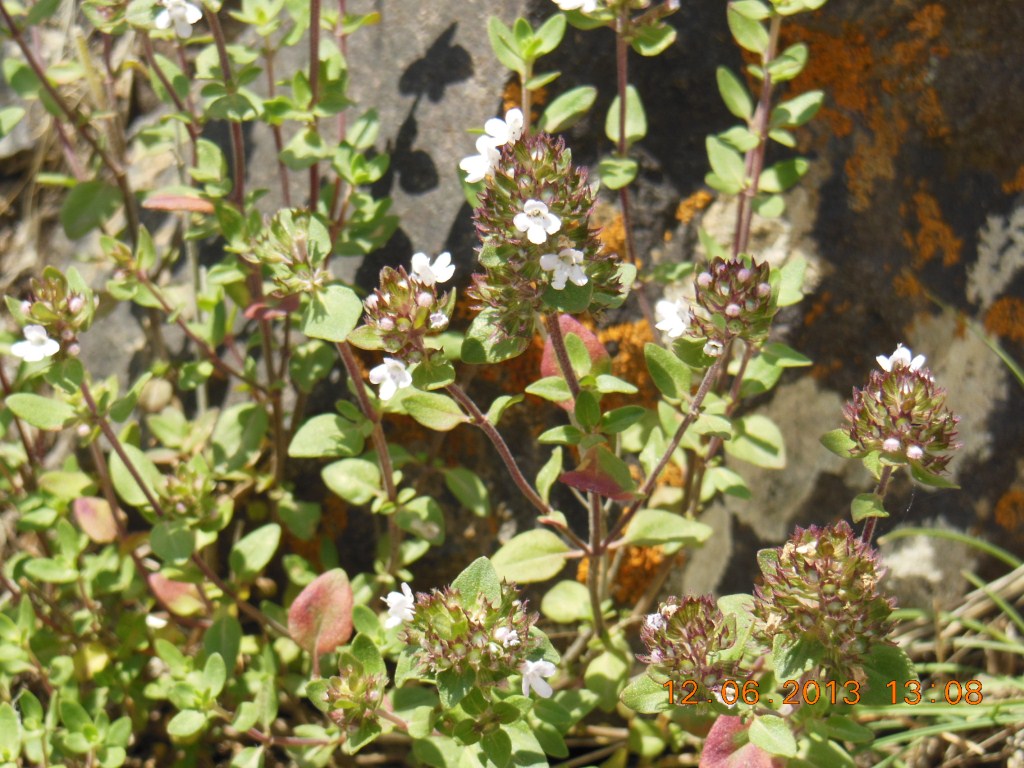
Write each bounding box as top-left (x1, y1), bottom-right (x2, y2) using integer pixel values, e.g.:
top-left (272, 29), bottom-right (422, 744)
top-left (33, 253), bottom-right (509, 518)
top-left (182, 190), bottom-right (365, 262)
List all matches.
top-left (887, 680), bottom-right (984, 705)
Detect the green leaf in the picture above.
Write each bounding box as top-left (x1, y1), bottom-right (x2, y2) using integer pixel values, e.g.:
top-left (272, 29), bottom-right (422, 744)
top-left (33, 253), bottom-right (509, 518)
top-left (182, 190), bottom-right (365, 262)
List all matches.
top-left (0, 105), bottom-right (26, 138)
top-left (601, 405), bottom-right (647, 434)
top-left (5, 393), bottom-right (76, 431)
top-left (322, 458), bottom-right (381, 505)
top-left (533, 12), bottom-right (566, 55)
top-left (212, 402), bottom-right (269, 474)
top-left (492, 530), bottom-right (570, 583)
top-left (851, 492), bottom-right (888, 523)
top-left (302, 285), bottom-right (363, 343)
top-left (771, 89), bottom-right (823, 128)
top-left (526, 376), bottom-right (573, 403)
top-left (759, 157), bottom-right (809, 193)
top-left (538, 425), bottom-right (583, 445)
top-left (777, 253), bottom-right (807, 306)
top-left (820, 428), bottom-right (856, 458)
top-left (719, 125), bottom-right (760, 152)
top-left (203, 615), bottom-right (243, 674)
top-left (348, 109), bottom-right (380, 150)
top-left (202, 652), bottom-right (227, 698)
top-left (60, 700), bottom-right (92, 733)
top-left (403, 391), bottom-right (467, 431)
top-left (724, 414), bottom-right (786, 469)
top-left (861, 644), bottom-right (916, 706)
top-left (487, 17), bottom-right (525, 73)
top-left (443, 468), bottom-right (490, 517)
top-left (462, 309), bottom-right (531, 364)
top-left (541, 580), bottom-right (591, 623)
top-left (597, 155), bottom-right (638, 190)
top-left (631, 22), bottom-right (676, 56)
top-left (542, 278), bottom-right (593, 313)
top-left (437, 667), bottom-right (476, 709)
top-left (620, 673), bottom-right (672, 714)
top-left (397, 496), bottom-right (445, 545)
top-left (717, 66), bottom-right (753, 120)
top-left (749, 715), bottom-right (797, 758)
top-left (109, 444), bottom-right (163, 510)
top-left (536, 448), bottom-right (562, 504)
top-left (621, 509), bottom-right (713, 553)
top-left (605, 85), bottom-right (647, 147)
top-left (151, 520), bottom-right (195, 563)
top-left (23, 557), bottom-right (77, 584)
top-left (823, 715), bottom-right (874, 743)
top-left (909, 461), bottom-right (960, 489)
top-left (585, 649), bottom-right (630, 712)
top-left (230, 746), bottom-right (265, 768)
top-left (644, 343), bottom-right (691, 400)
top-left (538, 85), bottom-right (597, 133)
top-left (287, 413), bottom-right (364, 458)
top-left (60, 180), bottom-right (122, 239)
top-left (727, 4), bottom-right (769, 53)
top-left (730, 0), bottom-right (771, 19)
top-left (229, 523), bottom-right (281, 581)
top-left (451, 557), bottom-right (502, 607)
top-left (167, 709), bottom-right (207, 740)
top-left (0, 702), bottom-right (20, 759)
top-left (706, 136), bottom-right (747, 194)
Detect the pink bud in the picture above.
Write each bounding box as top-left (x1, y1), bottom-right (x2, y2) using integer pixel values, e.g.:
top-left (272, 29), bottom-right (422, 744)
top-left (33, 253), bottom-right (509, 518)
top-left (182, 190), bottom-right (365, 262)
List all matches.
top-left (697, 272), bottom-right (712, 288)
top-left (725, 303), bottom-right (741, 317)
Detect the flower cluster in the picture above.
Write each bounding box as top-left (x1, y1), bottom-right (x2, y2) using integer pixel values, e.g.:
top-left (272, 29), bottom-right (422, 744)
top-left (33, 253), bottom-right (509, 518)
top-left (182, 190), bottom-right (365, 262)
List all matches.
top-left (319, 654), bottom-right (387, 735)
top-left (401, 581), bottom-right (553, 696)
top-left (460, 108), bottom-right (525, 183)
top-left (844, 344), bottom-right (960, 473)
top-left (752, 521), bottom-right (895, 681)
top-left (468, 133), bottom-right (621, 346)
top-left (10, 267), bottom-right (95, 359)
top-left (689, 256), bottom-right (775, 354)
top-left (638, 596), bottom-right (738, 701)
top-left (361, 252), bottom-right (455, 399)
top-left (250, 210), bottom-right (333, 299)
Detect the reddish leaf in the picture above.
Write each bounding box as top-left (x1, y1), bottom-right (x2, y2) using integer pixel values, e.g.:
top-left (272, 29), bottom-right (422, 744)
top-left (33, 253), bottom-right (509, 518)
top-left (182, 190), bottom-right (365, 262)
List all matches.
top-left (72, 497), bottom-right (118, 543)
top-left (540, 315), bottom-right (611, 410)
top-left (142, 193), bottom-right (215, 214)
top-left (244, 293), bottom-right (300, 321)
top-left (701, 715), bottom-right (781, 768)
top-left (288, 568), bottom-right (354, 656)
top-left (148, 573), bottom-right (204, 616)
top-left (559, 468), bottom-right (633, 502)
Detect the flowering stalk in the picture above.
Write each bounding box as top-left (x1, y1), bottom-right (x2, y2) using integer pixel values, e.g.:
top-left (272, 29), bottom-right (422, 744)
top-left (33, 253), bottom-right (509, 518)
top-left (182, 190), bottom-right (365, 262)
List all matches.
top-left (309, 0), bottom-right (322, 209)
top-left (543, 312), bottom-right (582, 399)
top-left (859, 465), bottom-right (893, 545)
top-left (205, 8), bottom-right (246, 208)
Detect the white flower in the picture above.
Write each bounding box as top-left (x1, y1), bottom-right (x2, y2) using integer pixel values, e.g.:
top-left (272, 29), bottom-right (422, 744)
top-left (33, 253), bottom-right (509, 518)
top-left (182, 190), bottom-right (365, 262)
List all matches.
top-left (382, 582), bottom-right (415, 628)
top-left (145, 614), bottom-right (169, 630)
top-left (514, 200), bottom-right (561, 245)
top-left (11, 325), bottom-right (60, 362)
top-left (876, 343), bottom-right (926, 373)
top-left (539, 248), bottom-right (587, 290)
top-left (484, 108), bottom-right (524, 147)
top-left (654, 299), bottom-right (690, 339)
top-left (154, 0), bottom-right (203, 38)
top-left (429, 312), bottom-right (448, 330)
top-left (882, 437), bottom-right (901, 453)
top-left (368, 357), bottom-right (412, 401)
top-left (906, 444), bottom-right (924, 460)
top-left (644, 613), bottom-right (666, 631)
top-left (410, 251), bottom-right (455, 286)
top-left (553, 0), bottom-right (599, 12)
top-left (519, 659), bottom-right (557, 698)
top-left (494, 626), bottom-right (520, 648)
top-left (460, 135), bottom-right (501, 183)
top-left (703, 339), bottom-right (724, 357)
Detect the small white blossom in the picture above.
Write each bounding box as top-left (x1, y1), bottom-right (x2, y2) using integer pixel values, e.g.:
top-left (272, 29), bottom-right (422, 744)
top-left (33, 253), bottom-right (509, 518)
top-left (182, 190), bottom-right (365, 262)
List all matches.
top-left (654, 299), bottom-right (690, 339)
top-left (382, 582), bottom-right (415, 629)
top-left (539, 248), bottom-right (587, 290)
top-left (429, 312), bottom-right (448, 330)
top-left (876, 343), bottom-right (926, 373)
top-left (906, 444), bottom-right (924, 461)
top-left (11, 325), bottom-right (60, 362)
top-left (494, 626), bottom-right (520, 648)
top-left (145, 614), bottom-right (169, 630)
top-left (514, 199), bottom-right (561, 245)
top-left (368, 357), bottom-right (412, 401)
top-left (154, 0), bottom-right (203, 38)
top-left (882, 437), bottom-right (901, 453)
top-left (411, 251), bottom-right (455, 286)
top-left (519, 659), bottom-right (557, 698)
top-left (483, 108), bottom-right (524, 146)
top-left (460, 135), bottom-right (501, 183)
top-left (553, 0), bottom-right (599, 12)
top-left (644, 612), bottom-right (667, 631)
top-left (703, 339), bottom-right (724, 357)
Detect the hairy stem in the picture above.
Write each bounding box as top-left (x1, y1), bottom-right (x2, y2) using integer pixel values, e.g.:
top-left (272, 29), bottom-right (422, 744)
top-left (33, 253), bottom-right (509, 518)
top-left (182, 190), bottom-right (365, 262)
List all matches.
top-left (860, 465), bottom-right (894, 545)
top-left (543, 312), bottom-right (581, 399)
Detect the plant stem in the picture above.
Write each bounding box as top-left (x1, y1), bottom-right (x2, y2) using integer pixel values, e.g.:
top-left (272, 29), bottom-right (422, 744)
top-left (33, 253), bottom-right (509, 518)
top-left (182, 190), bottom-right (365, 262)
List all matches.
top-left (205, 8), bottom-right (246, 208)
top-left (263, 47), bottom-right (292, 207)
top-left (732, 13), bottom-right (782, 258)
top-left (0, 0), bottom-right (139, 244)
top-left (613, 9), bottom-right (639, 271)
top-left (587, 493), bottom-right (609, 642)
top-left (0, 361), bottom-right (37, 491)
top-left (335, 342), bottom-right (402, 581)
top-left (604, 353), bottom-right (725, 546)
top-left (308, 0), bottom-right (321, 210)
top-left (446, 382), bottom-right (553, 517)
top-left (543, 313), bottom-right (581, 399)
top-left (861, 465), bottom-right (893, 545)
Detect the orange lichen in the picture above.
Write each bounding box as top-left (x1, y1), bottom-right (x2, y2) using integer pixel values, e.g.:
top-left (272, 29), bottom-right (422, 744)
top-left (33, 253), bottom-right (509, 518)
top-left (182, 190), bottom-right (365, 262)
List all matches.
top-left (788, 5), bottom-right (950, 212)
top-left (675, 190), bottom-right (715, 225)
top-left (893, 271), bottom-right (926, 299)
top-left (503, 76), bottom-right (548, 122)
top-left (902, 184), bottom-right (962, 268)
top-left (597, 213), bottom-right (627, 261)
top-left (994, 488), bottom-right (1024, 537)
top-left (597, 318), bottom-right (658, 406)
top-left (1002, 166), bottom-right (1024, 194)
top-left (984, 297), bottom-right (1024, 343)
top-left (576, 545), bottom-right (676, 605)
